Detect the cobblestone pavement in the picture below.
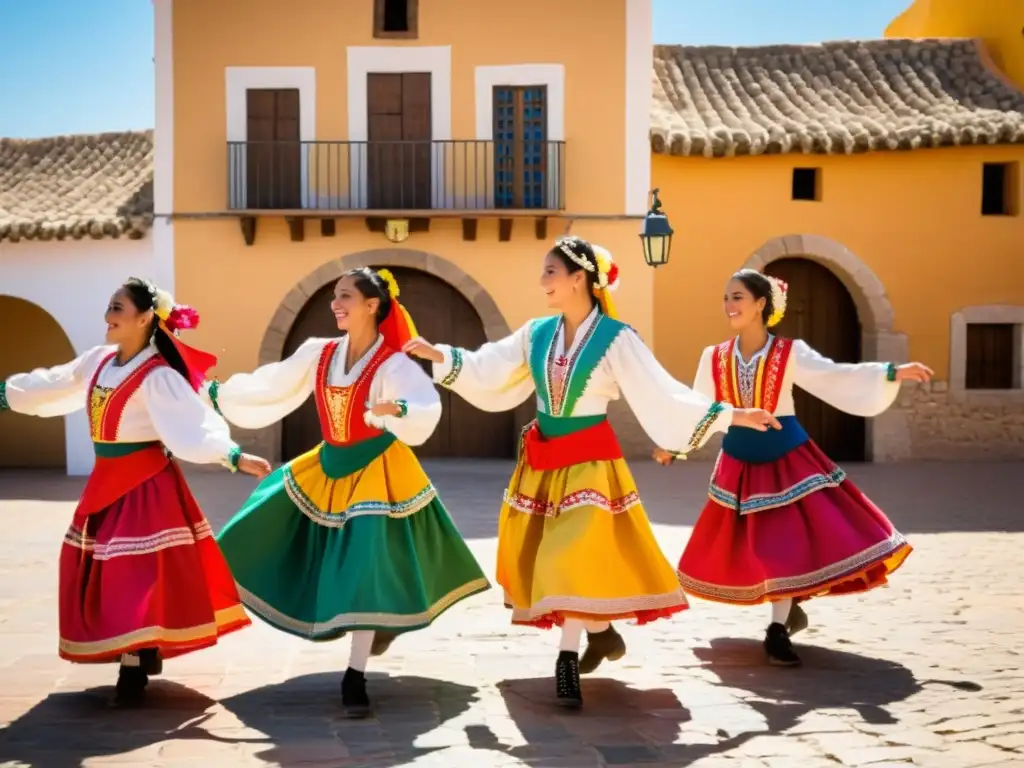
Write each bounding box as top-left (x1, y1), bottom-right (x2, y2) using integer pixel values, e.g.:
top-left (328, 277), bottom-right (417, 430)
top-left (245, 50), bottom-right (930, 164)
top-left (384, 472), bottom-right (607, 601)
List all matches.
top-left (0, 460), bottom-right (1021, 768)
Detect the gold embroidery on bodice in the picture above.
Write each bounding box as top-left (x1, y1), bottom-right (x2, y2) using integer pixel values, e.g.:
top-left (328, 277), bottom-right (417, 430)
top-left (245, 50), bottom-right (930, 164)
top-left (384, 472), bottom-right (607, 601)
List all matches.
top-left (322, 386), bottom-right (354, 443)
top-left (89, 387), bottom-right (114, 441)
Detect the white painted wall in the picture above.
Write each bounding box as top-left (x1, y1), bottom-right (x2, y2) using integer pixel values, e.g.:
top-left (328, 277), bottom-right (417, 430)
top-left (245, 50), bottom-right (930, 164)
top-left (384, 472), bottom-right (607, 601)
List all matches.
top-left (0, 236), bottom-right (156, 475)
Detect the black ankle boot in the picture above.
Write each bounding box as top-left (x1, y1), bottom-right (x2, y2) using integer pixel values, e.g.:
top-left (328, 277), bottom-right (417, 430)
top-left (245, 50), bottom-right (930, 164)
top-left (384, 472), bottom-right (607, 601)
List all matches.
top-left (555, 651), bottom-right (582, 708)
top-left (115, 665), bottom-right (149, 706)
top-left (764, 622), bottom-right (802, 667)
top-left (579, 625), bottom-right (626, 674)
top-left (138, 648), bottom-right (163, 676)
top-left (341, 668), bottom-right (371, 718)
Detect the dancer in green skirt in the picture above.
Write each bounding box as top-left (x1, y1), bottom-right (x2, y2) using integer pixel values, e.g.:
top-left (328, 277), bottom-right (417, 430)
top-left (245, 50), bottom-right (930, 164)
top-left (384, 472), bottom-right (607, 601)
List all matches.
top-left (204, 268), bottom-right (490, 717)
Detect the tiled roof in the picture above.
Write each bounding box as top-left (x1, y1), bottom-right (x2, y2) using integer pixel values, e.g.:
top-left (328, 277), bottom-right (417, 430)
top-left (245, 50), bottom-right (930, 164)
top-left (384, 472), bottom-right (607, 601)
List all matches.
top-left (651, 38), bottom-right (1024, 157)
top-left (0, 130), bottom-right (153, 242)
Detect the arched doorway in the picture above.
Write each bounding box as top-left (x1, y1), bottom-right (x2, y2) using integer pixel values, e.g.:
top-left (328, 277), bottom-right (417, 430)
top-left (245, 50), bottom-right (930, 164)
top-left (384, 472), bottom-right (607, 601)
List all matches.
top-left (280, 267), bottom-right (516, 460)
top-left (0, 296), bottom-right (76, 468)
top-left (764, 258), bottom-right (866, 461)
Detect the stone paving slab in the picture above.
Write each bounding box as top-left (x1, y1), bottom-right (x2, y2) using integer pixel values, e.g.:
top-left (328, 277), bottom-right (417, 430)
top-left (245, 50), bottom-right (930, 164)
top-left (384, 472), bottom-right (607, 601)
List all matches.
top-left (0, 460), bottom-right (1021, 767)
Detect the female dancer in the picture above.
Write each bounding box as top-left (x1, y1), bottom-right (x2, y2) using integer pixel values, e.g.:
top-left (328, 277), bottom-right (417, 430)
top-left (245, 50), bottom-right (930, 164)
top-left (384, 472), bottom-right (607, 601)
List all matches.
top-left (0, 278), bottom-right (269, 703)
top-left (660, 269), bottom-right (932, 666)
top-left (205, 267), bottom-right (489, 718)
top-left (403, 236), bottom-right (780, 708)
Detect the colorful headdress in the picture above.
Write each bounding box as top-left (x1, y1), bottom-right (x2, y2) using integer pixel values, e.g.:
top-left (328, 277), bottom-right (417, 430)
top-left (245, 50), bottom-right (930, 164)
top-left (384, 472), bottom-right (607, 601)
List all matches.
top-left (375, 268), bottom-right (419, 349)
top-left (764, 274), bottom-right (788, 328)
top-left (135, 278), bottom-right (217, 391)
top-left (555, 236), bottom-right (621, 320)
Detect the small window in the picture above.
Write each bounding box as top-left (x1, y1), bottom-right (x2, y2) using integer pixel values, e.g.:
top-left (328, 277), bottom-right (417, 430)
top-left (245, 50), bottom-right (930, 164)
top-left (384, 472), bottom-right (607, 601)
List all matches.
top-left (791, 167), bottom-right (820, 201)
top-left (965, 322), bottom-right (1019, 389)
top-left (374, 0), bottom-right (418, 38)
top-left (981, 162), bottom-right (1017, 216)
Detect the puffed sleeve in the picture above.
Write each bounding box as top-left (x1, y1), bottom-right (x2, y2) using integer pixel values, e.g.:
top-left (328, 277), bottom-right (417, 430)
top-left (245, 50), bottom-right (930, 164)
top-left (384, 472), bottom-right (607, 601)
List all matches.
top-left (607, 329), bottom-right (733, 454)
top-left (144, 368), bottom-right (240, 467)
top-left (1, 346), bottom-right (114, 418)
top-left (364, 354), bottom-right (442, 447)
top-left (431, 322), bottom-right (535, 412)
top-left (692, 345), bottom-right (717, 400)
top-left (203, 338), bottom-right (327, 430)
top-left (791, 339), bottom-right (899, 418)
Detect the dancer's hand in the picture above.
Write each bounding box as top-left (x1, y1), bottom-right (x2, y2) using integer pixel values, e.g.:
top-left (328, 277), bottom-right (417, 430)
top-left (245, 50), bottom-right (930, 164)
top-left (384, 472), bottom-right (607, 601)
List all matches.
top-left (237, 454), bottom-right (272, 479)
top-left (652, 448), bottom-right (675, 466)
top-left (370, 401), bottom-right (402, 417)
top-left (894, 362), bottom-right (933, 383)
top-left (731, 408), bottom-right (782, 432)
top-left (402, 337), bottom-right (444, 364)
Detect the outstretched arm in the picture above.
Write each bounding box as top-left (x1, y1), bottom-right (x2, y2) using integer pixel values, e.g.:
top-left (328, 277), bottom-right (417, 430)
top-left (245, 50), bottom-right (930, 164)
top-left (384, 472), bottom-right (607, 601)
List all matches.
top-left (2, 346), bottom-right (113, 418)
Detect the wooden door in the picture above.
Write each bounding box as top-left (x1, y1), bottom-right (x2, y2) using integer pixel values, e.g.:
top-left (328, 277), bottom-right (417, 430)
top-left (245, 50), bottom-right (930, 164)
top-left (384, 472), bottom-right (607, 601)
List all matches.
top-left (246, 88), bottom-right (301, 209)
top-left (280, 268), bottom-right (515, 460)
top-left (493, 85), bottom-right (548, 208)
top-left (765, 258), bottom-right (866, 462)
top-left (367, 73), bottom-right (432, 209)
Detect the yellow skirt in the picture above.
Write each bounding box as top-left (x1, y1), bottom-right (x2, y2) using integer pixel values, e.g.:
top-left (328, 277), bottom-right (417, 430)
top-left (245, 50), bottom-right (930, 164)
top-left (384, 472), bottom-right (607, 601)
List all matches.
top-left (497, 455), bottom-right (688, 628)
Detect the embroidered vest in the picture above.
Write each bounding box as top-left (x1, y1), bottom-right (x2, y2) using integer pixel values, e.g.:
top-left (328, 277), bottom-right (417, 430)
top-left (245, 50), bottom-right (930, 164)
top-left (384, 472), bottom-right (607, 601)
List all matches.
top-left (313, 341), bottom-right (396, 446)
top-left (86, 353), bottom-right (168, 443)
top-left (711, 337), bottom-right (793, 412)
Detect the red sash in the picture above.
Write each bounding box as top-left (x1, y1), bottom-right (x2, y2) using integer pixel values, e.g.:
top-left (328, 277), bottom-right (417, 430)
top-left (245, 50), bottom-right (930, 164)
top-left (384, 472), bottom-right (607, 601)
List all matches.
top-left (522, 419), bottom-right (623, 471)
top-left (75, 446), bottom-right (171, 518)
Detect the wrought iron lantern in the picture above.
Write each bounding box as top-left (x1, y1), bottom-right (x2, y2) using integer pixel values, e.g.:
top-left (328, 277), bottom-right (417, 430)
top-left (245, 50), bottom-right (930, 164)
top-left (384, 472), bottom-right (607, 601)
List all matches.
top-left (640, 188), bottom-right (673, 268)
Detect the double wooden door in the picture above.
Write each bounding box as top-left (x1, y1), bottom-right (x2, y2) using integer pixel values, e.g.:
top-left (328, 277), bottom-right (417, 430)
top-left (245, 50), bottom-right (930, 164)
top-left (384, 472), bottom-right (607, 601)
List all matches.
top-left (367, 73), bottom-right (432, 209)
top-left (280, 267), bottom-right (515, 460)
top-left (765, 258), bottom-right (866, 461)
top-left (245, 88), bottom-right (301, 209)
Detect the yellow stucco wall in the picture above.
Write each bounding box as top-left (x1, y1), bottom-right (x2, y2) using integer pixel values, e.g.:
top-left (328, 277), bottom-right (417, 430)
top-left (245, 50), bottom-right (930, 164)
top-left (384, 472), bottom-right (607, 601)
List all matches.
top-left (886, 0), bottom-right (1024, 91)
top-left (650, 147), bottom-right (1024, 382)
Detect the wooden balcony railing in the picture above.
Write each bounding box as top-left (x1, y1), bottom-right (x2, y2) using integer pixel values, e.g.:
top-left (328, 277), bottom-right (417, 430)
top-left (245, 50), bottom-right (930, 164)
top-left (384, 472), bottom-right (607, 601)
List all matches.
top-left (226, 139), bottom-right (566, 212)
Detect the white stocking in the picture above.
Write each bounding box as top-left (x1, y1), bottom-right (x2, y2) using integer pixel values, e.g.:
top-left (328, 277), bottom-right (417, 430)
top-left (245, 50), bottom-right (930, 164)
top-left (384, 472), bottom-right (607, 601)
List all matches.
top-left (559, 619), bottom-right (585, 652)
top-left (348, 630), bottom-right (374, 672)
top-left (770, 598), bottom-right (793, 625)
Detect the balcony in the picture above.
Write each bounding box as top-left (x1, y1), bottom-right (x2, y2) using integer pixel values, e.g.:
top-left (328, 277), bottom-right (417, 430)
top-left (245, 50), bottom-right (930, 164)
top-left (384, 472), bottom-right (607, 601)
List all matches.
top-left (227, 139), bottom-right (566, 215)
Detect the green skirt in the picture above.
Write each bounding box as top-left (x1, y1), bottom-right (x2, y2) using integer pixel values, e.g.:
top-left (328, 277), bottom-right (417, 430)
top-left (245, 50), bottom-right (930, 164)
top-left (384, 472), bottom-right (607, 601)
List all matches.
top-left (217, 433), bottom-right (490, 640)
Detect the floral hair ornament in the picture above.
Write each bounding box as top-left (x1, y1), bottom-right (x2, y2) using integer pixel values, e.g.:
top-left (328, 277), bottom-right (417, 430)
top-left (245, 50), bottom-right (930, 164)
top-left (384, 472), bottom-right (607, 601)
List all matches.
top-left (765, 274), bottom-right (789, 328)
top-left (590, 244), bottom-right (621, 320)
top-left (374, 269), bottom-right (419, 349)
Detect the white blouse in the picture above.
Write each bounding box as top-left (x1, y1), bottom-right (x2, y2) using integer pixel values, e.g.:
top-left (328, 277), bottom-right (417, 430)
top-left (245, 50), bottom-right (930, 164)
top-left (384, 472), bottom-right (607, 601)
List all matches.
top-left (431, 306), bottom-right (734, 454)
top-left (204, 335), bottom-right (441, 447)
top-left (4, 346), bottom-right (239, 466)
top-left (693, 336), bottom-right (901, 417)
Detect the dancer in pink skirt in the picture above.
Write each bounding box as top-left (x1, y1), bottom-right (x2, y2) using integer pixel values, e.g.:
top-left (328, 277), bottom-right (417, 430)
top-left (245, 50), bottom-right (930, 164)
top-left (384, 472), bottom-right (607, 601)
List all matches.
top-left (659, 269), bottom-right (932, 666)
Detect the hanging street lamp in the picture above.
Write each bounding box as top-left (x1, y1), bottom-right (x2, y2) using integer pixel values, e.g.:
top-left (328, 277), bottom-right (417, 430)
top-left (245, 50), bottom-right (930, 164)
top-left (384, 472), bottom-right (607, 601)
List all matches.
top-left (639, 188), bottom-right (673, 268)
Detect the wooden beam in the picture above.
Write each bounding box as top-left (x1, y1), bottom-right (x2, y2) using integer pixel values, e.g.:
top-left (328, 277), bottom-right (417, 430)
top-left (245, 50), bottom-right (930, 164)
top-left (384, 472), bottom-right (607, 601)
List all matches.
top-left (461, 219), bottom-right (478, 241)
top-left (239, 216), bottom-right (257, 246)
top-left (320, 218), bottom-right (336, 237)
top-left (285, 216), bottom-right (305, 242)
top-left (534, 217), bottom-right (547, 240)
top-left (498, 218), bottom-right (513, 242)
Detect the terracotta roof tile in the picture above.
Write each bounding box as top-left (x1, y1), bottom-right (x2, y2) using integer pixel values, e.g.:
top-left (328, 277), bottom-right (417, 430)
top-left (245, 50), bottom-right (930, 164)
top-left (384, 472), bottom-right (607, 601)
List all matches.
top-left (0, 130), bottom-right (153, 242)
top-left (651, 38), bottom-right (1024, 157)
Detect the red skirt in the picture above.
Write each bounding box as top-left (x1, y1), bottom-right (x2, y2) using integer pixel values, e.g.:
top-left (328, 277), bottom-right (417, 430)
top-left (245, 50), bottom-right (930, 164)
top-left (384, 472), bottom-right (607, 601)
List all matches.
top-left (58, 445), bottom-right (250, 663)
top-left (676, 440), bottom-right (912, 605)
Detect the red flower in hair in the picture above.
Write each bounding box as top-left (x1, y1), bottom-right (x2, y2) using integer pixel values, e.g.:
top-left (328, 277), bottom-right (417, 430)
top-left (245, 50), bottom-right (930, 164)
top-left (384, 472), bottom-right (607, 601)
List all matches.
top-left (165, 305), bottom-right (200, 332)
top-left (607, 263), bottom-right (620, 287)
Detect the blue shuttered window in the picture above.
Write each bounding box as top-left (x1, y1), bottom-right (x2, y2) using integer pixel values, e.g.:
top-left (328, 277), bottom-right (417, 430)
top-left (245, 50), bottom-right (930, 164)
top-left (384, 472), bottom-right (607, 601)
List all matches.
top-left (492, 85), bottom-right (548, 209)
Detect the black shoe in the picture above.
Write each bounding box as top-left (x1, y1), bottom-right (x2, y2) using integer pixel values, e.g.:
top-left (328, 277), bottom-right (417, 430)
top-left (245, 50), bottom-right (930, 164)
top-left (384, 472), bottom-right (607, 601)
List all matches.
top-left (341, 668), bottom-right (371, 718)
top-left (138, 648), bottom-right (163, 676)
top-left (555, 651), bottom-right (582, 708)
top-left (114, 665), bottom-right (149, 706)
top-left (579, 625), bottom-right (626, 674)
top-left (764, 622), bottom-right (802, 667)
top-left (370, 631), bottom-right (397, 657)
top-left (784, 602), bottom-right (809, 636)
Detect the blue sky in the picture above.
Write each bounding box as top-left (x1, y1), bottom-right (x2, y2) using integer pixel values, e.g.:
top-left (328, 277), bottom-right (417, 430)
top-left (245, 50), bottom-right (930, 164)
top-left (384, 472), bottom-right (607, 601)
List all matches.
top-left (0, 0), bottom-right (910, 138)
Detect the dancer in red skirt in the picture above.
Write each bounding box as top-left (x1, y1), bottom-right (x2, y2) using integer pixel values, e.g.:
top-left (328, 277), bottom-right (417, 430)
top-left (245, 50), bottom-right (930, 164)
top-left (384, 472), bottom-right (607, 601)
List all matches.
top-left (657, 269), bottom-right (932, 666)
top-left (0, 277), bottom-right (270, 703)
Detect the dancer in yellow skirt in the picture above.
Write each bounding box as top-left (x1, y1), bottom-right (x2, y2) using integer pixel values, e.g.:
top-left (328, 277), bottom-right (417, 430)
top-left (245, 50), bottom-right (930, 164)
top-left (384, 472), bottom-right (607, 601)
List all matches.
top-left (404, 236), bottom-right (779, 707)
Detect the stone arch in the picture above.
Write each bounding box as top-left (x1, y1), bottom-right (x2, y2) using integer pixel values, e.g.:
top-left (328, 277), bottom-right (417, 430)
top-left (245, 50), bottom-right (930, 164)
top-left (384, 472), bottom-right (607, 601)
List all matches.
top-left (742, 235), bottom-right (911, 461)
top-left (258, 249), bottom-right (512, 366)
top-left (250, 249), bottom-right (518, 462)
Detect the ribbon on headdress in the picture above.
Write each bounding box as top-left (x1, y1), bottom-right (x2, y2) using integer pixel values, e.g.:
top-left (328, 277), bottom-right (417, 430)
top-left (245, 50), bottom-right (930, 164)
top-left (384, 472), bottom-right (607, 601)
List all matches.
top-left (156, 307), bottom-right (218, 392)
top-left (593, 285), bottom-right (619, 320)
top-left (376, 269), bottom-right (419, 349)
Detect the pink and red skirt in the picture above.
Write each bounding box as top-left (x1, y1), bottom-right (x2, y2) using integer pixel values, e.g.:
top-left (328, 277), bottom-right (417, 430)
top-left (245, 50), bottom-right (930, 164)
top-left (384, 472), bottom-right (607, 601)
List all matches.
top-left (58, 444), bottom-right (250, 663)
top-left (677, 439), bottom-right (911, 605)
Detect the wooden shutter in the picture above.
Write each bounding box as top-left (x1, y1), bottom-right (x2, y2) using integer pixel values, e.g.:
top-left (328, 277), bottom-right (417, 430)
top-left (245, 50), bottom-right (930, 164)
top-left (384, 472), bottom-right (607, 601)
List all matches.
top-left (245, 88), bottom-right (301, 209)
top-left (492, 86), bottom-right (548, 209)
top-left (966, 323), bottom-right (1016, 389)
